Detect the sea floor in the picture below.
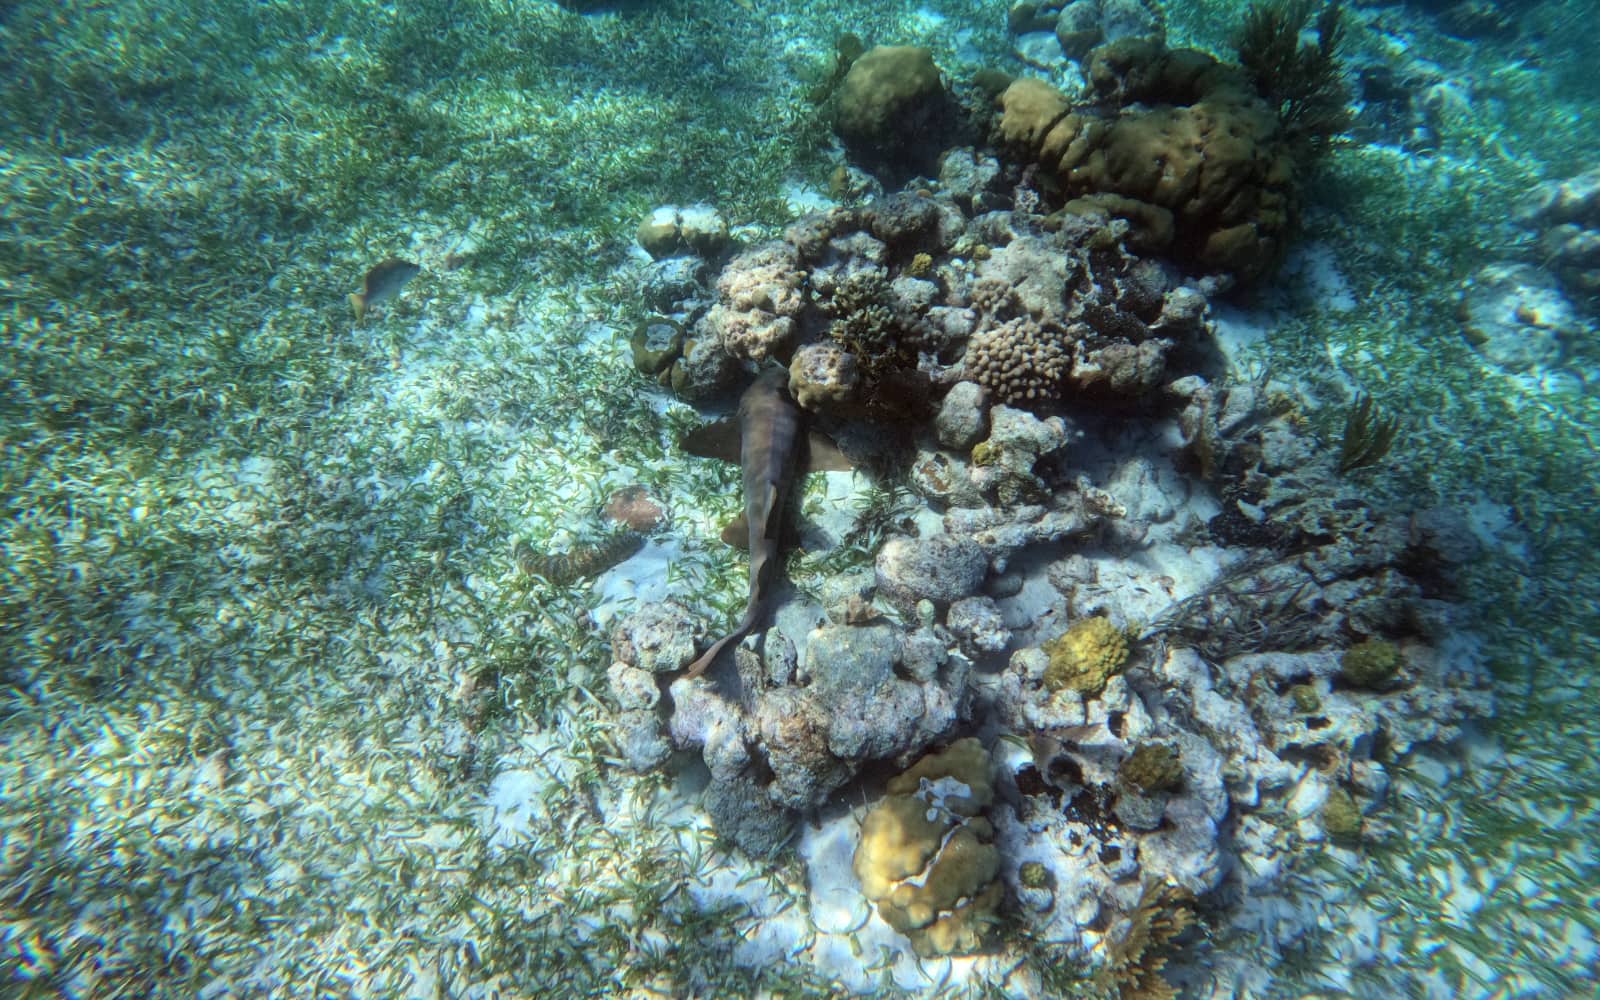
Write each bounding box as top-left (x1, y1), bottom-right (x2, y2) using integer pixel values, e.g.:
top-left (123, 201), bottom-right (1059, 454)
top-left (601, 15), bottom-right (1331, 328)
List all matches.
top-left (2, 0), bottom-right (1598, 996)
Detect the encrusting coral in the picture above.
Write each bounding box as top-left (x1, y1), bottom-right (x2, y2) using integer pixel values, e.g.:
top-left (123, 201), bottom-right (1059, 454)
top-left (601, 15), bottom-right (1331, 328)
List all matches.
top-left (1119, 743), bottom-right (1185, 795)
top-left (1043, 615), bottom-right (1130, 694)
top-left (853, 738), bottom-right (1004, 956)
top-left (1340, 637), bottom-right (1404, 689)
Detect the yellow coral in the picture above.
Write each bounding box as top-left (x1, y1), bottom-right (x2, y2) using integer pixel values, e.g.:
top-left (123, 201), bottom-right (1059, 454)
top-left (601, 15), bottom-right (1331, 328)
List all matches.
top-left (853, 738), bottom-right (1002, 957)
top-left (1043, 616), bottom-right (1129, 694)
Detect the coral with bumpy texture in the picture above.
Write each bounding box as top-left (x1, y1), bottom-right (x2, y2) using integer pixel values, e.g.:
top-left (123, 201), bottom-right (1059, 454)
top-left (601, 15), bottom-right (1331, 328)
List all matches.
top-left (853, 738), bottom-right (1003, 956)
top-left (1120, 743), bottom-right (1185, 794)
top-left (697, 242), bottom-right (807, 364)
top-left (998, 38), bottom-right (1296, 282)
top-left (1340, 638), bottom-right (1403, 689)
top-left (1043, 615), bottom-right (1129, 694)
top-left (788, 341), bottom-right (860, 412)
top-left (963, 317), bottom-right (1070, 404)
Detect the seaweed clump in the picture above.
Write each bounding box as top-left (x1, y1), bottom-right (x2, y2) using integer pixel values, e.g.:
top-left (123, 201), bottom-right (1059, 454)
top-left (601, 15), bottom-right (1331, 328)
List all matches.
top-left (1337, 393), bottom-right (1401, 474)
top-left (1235, 0), bottom-right (1353, 156)
top-left (1095, 881), bottom-right (1197, 1000)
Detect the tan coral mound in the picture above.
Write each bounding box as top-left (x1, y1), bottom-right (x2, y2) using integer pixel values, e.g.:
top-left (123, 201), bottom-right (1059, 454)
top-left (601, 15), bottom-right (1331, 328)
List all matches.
top-left (999, 38), bottom-right (1297, 283)
top-left (853, 738), bottom-right (1003, 956)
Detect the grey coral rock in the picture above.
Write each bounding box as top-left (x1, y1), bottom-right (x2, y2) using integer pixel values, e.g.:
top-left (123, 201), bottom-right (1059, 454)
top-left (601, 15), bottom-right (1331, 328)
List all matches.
top-left (936, 380), bottom-right (988, 450)
top-left (701, 242), bottom-right (807, 363)
top-left (788, 341), bottom-right (860, 411)
top-left (876, 534), bottom-right (989, 608)
top-left (947, 596), bottom-right (1011, 655)
top-left (612, 601), bottom-right (699, 674)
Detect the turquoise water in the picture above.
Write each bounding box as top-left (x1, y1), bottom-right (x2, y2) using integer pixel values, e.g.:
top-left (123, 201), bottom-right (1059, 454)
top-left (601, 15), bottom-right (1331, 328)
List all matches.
top-left (1, 1), bottom-right (1596, 996)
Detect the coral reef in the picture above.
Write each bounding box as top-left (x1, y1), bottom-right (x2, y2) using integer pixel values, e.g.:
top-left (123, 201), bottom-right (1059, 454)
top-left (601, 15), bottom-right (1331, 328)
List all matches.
top-left (1340, 637), bottom-right (1404, 690)
top-left (1516, 166), bottom-right (1600, 302)
top-left (997, 38), bottom-right (1299, 282)
top-left (853, 738), bottom-right (1004, 956)
top-left (611, 69), bottom-right (1499, 986)
top-left (1096, 881), bottom-right (1197, 1000)
top-left (607, 605), bottom-right (975, 855)
top-left (636, 202), bottom-right (729, 259)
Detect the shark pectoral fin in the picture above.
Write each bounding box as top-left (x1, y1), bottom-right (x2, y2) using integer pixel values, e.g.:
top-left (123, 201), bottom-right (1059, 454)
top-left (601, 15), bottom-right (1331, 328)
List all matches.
top-left (803, 430), bottom-right (853, 472)
top-left (680, 419), bottom-right (742, 464)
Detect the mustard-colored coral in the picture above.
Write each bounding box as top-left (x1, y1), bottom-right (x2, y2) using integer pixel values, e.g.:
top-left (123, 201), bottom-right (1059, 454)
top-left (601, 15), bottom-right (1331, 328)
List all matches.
top-left (1322, 786), bottom-right (1364, 844)
top-left (853, 738), bottom-right (1002, 957)
top-left (1043, 616), bottom-right (1130, 694)
top-left (1340, 638), bottom-right (1403, 689)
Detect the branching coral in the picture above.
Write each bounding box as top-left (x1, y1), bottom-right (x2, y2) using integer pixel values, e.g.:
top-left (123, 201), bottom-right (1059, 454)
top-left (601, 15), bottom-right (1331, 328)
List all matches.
top-left (1235, 0), bottom-right (1352, 156)
top-left (1337, 393), bottom-right (1401, 474)
top-left (1096, 881), bottom-right (1197, 1000)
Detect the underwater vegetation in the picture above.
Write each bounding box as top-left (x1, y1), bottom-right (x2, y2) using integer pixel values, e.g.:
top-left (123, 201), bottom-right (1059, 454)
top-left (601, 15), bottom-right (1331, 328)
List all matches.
top-left (1337, 392), bottom-right (1402, 474)
top-left (2, 0), bottom-right (1600, 996)
top-left (1234, 0), bottom-right (1353, 156)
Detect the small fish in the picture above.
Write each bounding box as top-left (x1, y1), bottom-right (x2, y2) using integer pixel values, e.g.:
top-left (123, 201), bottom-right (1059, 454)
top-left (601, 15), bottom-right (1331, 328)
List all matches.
top-left (349, 258), bottom-right (420, 321)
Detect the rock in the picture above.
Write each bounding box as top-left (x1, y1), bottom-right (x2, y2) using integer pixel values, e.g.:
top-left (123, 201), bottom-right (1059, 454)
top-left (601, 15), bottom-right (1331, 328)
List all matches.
top-left (701, 242), bottom-right (807, 364)
top-left (703, 773), bottom-right (794, 858)
top-left (876, 534), bottom-right (988, 608)
top-left (639, 255), bottom-right (707, 312)
top-left (947, 595), bottom-right (1011, 656)
top-left (615, 709), bottom-right (671, 772)
top-left (938, 148), bottom-right (1005, 215)
top-left (606, 661), bottom-right (660, 711)
top-left (1457, 262), bottom-right (1581, 372)
top-left (611, 601), bottom-right (699, 674)
top-left (637, 203), bottom-right (729, 258)
top-left (936, 381), bottom-right (988, 450)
